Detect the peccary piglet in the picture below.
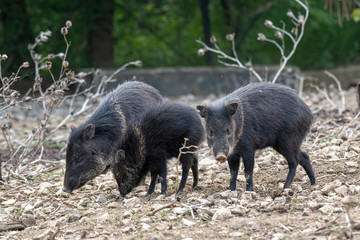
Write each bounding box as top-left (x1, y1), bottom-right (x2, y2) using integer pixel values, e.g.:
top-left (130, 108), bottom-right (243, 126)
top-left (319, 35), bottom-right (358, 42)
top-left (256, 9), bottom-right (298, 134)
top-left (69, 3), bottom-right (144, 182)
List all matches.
top-left (63, 81), bottom-right (162, 193)
top-left (197, 82), bottom-right (316, 191)
top-left (112, 102), bottom-right (204, 197)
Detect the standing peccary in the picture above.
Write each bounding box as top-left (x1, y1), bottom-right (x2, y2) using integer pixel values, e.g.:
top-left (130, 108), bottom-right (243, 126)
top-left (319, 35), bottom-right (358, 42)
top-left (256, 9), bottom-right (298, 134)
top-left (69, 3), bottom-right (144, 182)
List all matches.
top-left (197, 82), bottom-right (316, 191)
top-left (63, 81), bottom-right (162, 193)
top-left (112, 102), bottom-right (204, 197)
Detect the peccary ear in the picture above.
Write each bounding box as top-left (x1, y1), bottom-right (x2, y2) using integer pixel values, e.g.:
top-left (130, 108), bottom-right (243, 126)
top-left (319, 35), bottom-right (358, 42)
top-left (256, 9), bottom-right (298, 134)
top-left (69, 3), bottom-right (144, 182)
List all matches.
top-left (83, 124), bottom-right (95, 140)
top-left (226, 102), bottom-right (238, 116)
top-left (115, 149), bottom-right (126, 163)
top-left (197, 105), bottom-right (208, 118)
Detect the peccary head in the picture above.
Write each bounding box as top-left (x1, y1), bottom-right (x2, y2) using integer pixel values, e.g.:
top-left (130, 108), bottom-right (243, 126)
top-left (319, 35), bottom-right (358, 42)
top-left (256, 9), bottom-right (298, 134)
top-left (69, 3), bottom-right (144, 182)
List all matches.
top-left (197, 102), bottom-right (238, 163)
top-left (113, 150), bottom-right (138, 197)
top-left (63, 124), bottom-right (113, 193)
top-left (112, 126), bottom-right (145, 197)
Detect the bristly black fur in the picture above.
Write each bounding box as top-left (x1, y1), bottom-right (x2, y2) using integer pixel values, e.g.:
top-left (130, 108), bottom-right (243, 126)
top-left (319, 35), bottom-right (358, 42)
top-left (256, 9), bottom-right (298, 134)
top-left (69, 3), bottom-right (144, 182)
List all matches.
top-left (198, 82), bottom-right (315, 192)
top-left (113, 101), bottom-right (205, 197)
top-left (64, 81), bottom-right (162, 193)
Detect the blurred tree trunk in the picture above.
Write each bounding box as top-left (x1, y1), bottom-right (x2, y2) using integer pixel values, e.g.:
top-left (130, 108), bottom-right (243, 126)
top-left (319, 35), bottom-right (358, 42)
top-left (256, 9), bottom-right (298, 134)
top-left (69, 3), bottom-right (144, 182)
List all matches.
top-left (1, 0), bottom-right (33, 73)
top-left (199, 0), bottom-right (214, 66)
top-left (88, 0), bottom-right (114, 68)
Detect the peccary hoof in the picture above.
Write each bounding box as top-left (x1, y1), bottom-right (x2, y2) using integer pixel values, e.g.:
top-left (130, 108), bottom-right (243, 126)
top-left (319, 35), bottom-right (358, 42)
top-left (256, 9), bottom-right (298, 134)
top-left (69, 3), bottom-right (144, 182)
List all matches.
top-left (0, 177), bottom-right (4, 182)
top-left (119, 193), bottom-right (125, 197)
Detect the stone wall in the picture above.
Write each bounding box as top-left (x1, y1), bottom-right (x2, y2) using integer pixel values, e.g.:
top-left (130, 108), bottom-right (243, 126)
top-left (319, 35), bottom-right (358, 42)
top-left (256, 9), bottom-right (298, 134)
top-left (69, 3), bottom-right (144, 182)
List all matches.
top-left (100, 66), bottom-right (301, 97)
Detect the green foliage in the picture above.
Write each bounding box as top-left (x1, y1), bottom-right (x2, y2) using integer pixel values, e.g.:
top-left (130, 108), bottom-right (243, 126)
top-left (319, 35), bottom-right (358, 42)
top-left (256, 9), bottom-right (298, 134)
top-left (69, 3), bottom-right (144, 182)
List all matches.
top-left (352, 8), bottom-right (360, 22)
top-left (0, 0), bottom-right (359, 72)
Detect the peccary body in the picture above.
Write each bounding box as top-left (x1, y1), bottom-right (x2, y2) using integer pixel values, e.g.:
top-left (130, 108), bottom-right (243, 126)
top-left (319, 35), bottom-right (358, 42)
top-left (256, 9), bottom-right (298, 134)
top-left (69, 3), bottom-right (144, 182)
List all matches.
top-left (113, 102), bottom-right (205, 197)
top-left (63, 81), bottom-right (162, 193)
top-left (197, 82), bottom-right (316, 191)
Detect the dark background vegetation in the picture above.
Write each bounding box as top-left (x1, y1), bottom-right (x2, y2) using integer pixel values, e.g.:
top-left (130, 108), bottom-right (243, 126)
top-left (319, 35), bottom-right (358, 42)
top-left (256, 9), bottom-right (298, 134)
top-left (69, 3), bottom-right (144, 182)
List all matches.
top-left (1, 0), bottom-right (359, 74)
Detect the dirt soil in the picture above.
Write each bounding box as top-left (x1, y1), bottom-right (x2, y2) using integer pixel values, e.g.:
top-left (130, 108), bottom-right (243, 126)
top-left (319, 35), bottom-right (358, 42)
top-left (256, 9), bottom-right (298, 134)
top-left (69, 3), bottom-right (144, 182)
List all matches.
top-left (1, 88), bottom-right (360, 240)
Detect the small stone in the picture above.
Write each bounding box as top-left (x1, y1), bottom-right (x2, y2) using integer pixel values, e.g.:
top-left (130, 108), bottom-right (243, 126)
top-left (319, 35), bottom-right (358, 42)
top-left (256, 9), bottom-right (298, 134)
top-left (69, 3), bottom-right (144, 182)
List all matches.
top-left (33, 229), bottom-right (55, 240)
top-left (140, 217), bottom-right (151, 223)
top-left (199, 157), bottom-right (214, 165)
top-left (231, 208), bottom-right (246, 216)
top-left (273, 233), bottom-right (285, 240)
top-left (345, 161), bottom-right (359, 168)
top-left (2, 199), bottom-right (16, 205)
top-left (122, 226), bottom-right (135, 233)
top-left (229, 232), bottom-right (244, 237)
top-left (216, 173), bottom-right (228, 179)
top-left (108, 202), bottom-right (119, 208)
top-left (120, 219), bottom-right (131, 226)
top-left (79, 217), bottom-right (89, 224)
top-left (21, 214), bottom-right (36, 227)
top-left (124, 197), bottom-right (141, 207)
top-left (55, 216), bottom-right (67, 227)
top-left (234, 220), bottom-right (246, 230)
top-left (348, 185), bottom-right (360, 194)
top-left (302, 208), bottom-right (311, 216)
top-left (182, 218), bottom-right (196, 227)
top-left (334, 185), bottom-right (348, 197)
top-left (98, 212), bottom-right (109, 221)
top-left (123, 211), bottom-right (132, 218)
top-left (321, 183), bottom-right (335, 195)
top-left (319, 204), bottom-right (333, 215)
top-left (140, 223), bottom-right (151, 232)
top-left (68, 215), bottom-right (80, 223)
top-left (96, 194), bottom-right (107, 203)
top-left (173, 207), bottom-right (189, 215)
top-left (251, 221), bottom-right (260, 231)
top-left (212, 208), bottom-right (233, 221)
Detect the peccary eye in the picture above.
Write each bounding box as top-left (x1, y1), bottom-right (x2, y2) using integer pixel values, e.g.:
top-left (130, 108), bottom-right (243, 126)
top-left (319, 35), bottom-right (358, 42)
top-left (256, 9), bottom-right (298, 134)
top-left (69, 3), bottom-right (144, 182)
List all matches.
top-left (208, 129), bottom-right (214, 138)
top-left (225, 128), bottom-right (231, 135)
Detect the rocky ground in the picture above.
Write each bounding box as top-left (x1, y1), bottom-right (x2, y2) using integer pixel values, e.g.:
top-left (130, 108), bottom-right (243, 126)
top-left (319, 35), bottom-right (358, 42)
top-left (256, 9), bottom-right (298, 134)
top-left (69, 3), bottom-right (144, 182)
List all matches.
top-left (0, 87), bottom-right (360, 240)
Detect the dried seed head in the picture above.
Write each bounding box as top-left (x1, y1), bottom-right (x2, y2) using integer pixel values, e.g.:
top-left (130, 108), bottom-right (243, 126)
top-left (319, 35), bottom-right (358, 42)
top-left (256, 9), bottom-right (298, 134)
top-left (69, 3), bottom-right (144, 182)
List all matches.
top-left (210, 36), bottom-right (216, 43)
top-left (47, 54), bottom-right (55, 60)
top-left (275, 31), bottom-right (283, 39)
top-left (62, 61), bottom-right (69, 68)
top-left (60, 81), bottom-right (67, 88)
top-left (1, 54), bottom-right (8, 61)
top-left (245, 60), bottom-right (253, 69)
top-left (77, 72), bottom-right (87, 79)
top-left (9, 100), bottom-right (16, 106)
top-left (61, 27), bottom-right (68, 36)
top-left (45, 88), bottom-right (54, 95)
top-left (41, 120), bottom-right (47, 127)
top-left (134, 60), bottom-right (142, 67)
top-left (257, 33), bottom-right (266, 41)
top-left (44, 30), bottom-right (52, 37)
top-left (57, 53), bottom-right (65, 59)
top-left (226, 33), bottom-right (235, 41)
top-left (264, 20), bottom-right (273, 28)
top-left (291, 28), bottom-right (298, 36)
top-left (198, 48), bottom-right (206, 56)
top-left (40, 32), bottom-right (49, 42)
top-left (45, 61), bottom-right (52, 70)
top-left (24, 96), bottom-right (32, 102)
top-left (55, 90), bottom-right (65, 97)
top-left (10, 91), bottom-right (19, 99)
top-left (66, 70), bottom-right (75, 80)
top-left (32, 128), bottom-right (37, 134)
top-left (66, 20), bottom-right (72, 28)
top-left (21, 62), bottom-right (30, 68)
top-left (287, 9), bottom-right (295, 19)
top-left (3, 77), bottom-right (9, 85)
top-left (298, 14), bottom-right (304, 24)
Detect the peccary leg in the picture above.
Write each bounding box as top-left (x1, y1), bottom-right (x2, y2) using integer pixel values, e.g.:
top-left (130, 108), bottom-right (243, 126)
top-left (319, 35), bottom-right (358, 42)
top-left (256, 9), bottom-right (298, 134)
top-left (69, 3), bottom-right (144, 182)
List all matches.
top-left (298, 152), bottom-right (316, 185)
top-left (228, 153), bottom-right (241, 191)
top-left (158, 167), bottom-right (167, 194)
top-left (145, 171), bottom-right (158, 197)
top-left (242, 151), bottom-right (255, 191)
top-left (191, 156), bottom-right (199, 189)
top-left (178, 155), bottom-right (192, 193)
top-left (283, 152), bottom-right (299, 189)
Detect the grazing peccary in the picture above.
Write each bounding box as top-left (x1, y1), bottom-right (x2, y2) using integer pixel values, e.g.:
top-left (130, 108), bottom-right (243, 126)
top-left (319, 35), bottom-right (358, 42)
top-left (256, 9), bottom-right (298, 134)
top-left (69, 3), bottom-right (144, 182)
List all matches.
top-left (112, 102), bottom-right (204, 197)
top-left (63, 81), bottom-right (162, 193)
top-left (197, 82), bottom-right (316, 191)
